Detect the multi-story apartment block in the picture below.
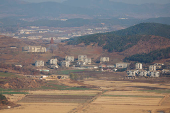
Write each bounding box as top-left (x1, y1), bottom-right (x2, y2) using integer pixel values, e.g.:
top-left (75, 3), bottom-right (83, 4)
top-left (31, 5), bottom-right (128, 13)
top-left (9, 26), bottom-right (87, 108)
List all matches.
top-left (78, 55), bottom-right (87, 61)
top-left (35, 60), bottom-right (44, 67)
top-left (50, 59), bottom-right (58, 65)
top-left (149, 65), bottom-right (156, 71)
top-left (136, 63), bottom-right (142, 70)
top-left (22, 46), bottom-right (46, 53)
top-left (60, 61), bottom-right (70, 67)
top-left (65, 56), bottom-right (74, 62)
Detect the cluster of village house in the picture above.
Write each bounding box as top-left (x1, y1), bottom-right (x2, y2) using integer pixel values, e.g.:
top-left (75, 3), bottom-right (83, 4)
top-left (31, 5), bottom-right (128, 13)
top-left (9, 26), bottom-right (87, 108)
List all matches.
top-left (21, 46), bottom-right (167, 78)
top-left (126, 63), bottom-right (164, 78)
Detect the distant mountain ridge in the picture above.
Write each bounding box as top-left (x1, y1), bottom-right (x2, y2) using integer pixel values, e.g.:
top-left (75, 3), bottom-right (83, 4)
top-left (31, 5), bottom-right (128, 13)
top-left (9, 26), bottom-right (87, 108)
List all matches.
top-left (0, 0), bottom-right (170, 19)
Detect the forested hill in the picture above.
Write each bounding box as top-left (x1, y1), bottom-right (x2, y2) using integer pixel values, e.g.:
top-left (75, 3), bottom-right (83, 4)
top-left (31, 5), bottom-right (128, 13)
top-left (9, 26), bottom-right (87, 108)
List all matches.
top-left (111, 23), bottom-right (170, 38)
top-left (67, 23), bottom-right (170, 52)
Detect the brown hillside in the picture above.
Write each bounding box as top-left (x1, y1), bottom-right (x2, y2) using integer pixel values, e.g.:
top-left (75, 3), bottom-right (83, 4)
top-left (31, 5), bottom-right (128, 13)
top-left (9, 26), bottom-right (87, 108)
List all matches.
top-left (122, 35), bottom-right (170, 56)
top-left (0, 77), bottom-right (46, 89)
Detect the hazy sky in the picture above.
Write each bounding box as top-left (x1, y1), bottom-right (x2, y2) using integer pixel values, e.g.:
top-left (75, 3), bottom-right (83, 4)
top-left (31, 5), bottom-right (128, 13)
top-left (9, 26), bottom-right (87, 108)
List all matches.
top-left (22, 0), bottom-right (170, 4)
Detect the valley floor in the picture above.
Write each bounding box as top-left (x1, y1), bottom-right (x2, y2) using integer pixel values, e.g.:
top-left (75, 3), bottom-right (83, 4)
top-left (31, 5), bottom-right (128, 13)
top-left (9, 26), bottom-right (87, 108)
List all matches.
top-left (1, 78), bottom-right (170, 113)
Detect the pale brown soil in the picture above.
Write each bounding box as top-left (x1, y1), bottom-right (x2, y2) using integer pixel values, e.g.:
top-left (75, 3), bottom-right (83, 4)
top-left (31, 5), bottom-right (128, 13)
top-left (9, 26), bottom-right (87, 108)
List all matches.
top-left (1, 79), bottom-right (170, 113)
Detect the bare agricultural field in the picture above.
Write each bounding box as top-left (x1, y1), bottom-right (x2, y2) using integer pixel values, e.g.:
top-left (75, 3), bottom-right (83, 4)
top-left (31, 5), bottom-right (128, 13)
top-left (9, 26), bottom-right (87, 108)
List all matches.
top-left (19, 95), bottom-right (94, 103)
top-left (1, 79), bottom-right (170, 113)
top-left (83, 80), bottom-right (170, 90)
top-left (93, 96), bottom-right (162, 106)
top-left (29, 90), bottom-right (101, 96)
top-left (104, 91), bottom-right (165, 96)
top-left (0, 103), bottom-right (78, 113)
top-left (1, 90), bottom-right (100, 113)
top-left (79, 79), bottom-right (170, 113)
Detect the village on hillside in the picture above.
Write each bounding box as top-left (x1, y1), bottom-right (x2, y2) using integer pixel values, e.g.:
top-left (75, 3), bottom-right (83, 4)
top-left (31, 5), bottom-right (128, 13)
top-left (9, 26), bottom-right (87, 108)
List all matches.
top-left (17, 44), bottom-right (170, 80)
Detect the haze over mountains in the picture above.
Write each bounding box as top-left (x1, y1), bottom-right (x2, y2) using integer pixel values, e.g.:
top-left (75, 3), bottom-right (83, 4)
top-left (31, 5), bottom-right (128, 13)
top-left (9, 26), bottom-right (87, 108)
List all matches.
top-left (1, 0), bottom-right (170, 19)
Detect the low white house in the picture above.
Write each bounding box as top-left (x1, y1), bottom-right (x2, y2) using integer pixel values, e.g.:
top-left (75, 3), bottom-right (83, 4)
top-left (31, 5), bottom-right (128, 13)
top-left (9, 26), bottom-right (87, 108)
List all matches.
top-left (77, 61), bottom-right (86, 66)
top-left (138, 70), bottom-right (148, 77)
top-left (127, 70), bottom-right (138, 76)
top-left (154, 63), bottom-right (164, 69)
top-left (148, 71), bottom-right (160, 77)
top-left (116, 63), bottom-right (128, 68)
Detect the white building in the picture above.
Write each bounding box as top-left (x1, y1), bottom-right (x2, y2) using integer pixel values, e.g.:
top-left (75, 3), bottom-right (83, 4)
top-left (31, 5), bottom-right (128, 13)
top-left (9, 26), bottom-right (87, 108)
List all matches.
top-left (116, 63), bottom-right (128, 68)
top-left (78, 55), bottom-right (87, 61)
top-left (149, 65), bottom-right (156, 71)
top-left (136, 63), bottom-right (142, 70)
top-left (148, 71), bottom-right (160, 77)
top-left (65, 56), bottom-right (74, 62)
top-left (138, 70), bottom-right (148, 77)
top-left (154, 63), bottom-right (164, 69)
top-left (50, 59), bottom-right (58, 65)
top-left (127, 70), bottom-right (137, 76)
top-left (100, 57), bottom-right (109, 63)
top-left (78, 55), bottom-right (91, 65)
top-left (22, 46), bottom-right (46, 53)
top-left (35, 60), bottom-right (44, 67)
top-left (77, 61), bottom-right (86, 66)
top-left (85, 58), bottom-right (91, 64)
top-left (61, 61), bottom-right (70, 67)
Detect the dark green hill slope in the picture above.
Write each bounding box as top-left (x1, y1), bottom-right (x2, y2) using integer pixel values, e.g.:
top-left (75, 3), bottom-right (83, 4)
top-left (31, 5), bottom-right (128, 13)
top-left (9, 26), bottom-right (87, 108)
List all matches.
top-left (67, 23), bottom-right (170, 52)
top-left (111, 23), bottom-right (170, 38)
top-left (124, 47), bottom-right (170, 63)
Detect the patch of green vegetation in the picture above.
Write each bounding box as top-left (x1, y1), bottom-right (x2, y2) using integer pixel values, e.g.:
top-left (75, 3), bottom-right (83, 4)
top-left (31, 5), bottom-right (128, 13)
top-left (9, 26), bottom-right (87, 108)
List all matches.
top-left (1, 92), bottom-right (29, 94)
top-left (57, 70), bottom-right (85, 75)
top-left (64, 87), bottom-right (92, 90)
top-left (0, 88), bottom-right (29, 94)
top-left (0, 72), bottom-right (14, 77)
top-left (140, 90), bottom-right (170, 94)
top-left (102, 95), bottom-right (164, 98)
top-left (0, 88), bottom-right (13, 92)
top-left (40, 83), bottom-right (92, 90)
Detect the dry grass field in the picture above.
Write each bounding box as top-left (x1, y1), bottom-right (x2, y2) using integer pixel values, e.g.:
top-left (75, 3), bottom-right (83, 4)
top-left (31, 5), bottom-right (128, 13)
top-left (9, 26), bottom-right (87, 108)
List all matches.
top-left (1, 79), bottom-right (170, 113)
